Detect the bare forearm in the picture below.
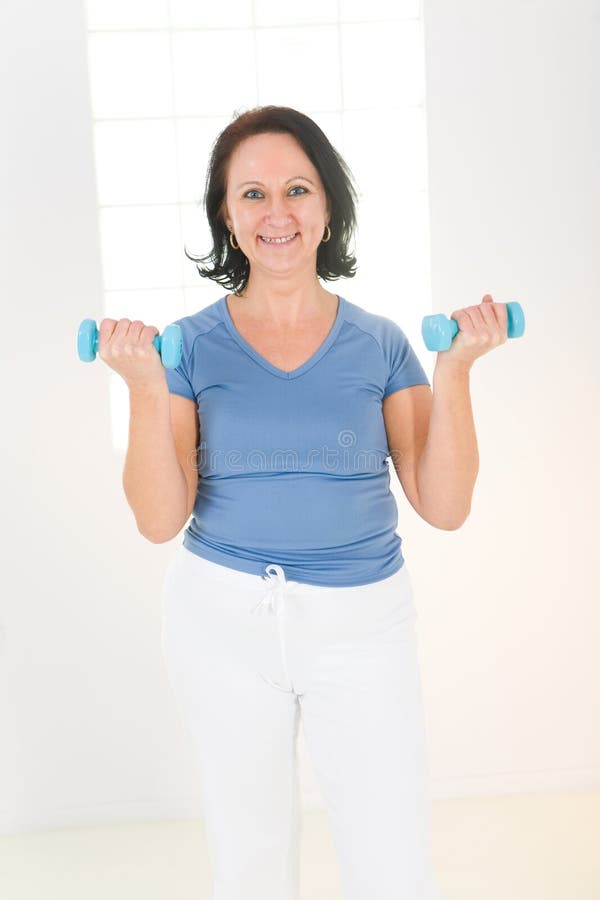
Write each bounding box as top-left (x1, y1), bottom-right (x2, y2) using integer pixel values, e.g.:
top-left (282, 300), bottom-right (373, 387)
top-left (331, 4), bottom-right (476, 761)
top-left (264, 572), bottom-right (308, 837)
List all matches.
top-left (122, 382), bottom-right (188, 542)
top-left (417, 360), bottom-right (479, 529)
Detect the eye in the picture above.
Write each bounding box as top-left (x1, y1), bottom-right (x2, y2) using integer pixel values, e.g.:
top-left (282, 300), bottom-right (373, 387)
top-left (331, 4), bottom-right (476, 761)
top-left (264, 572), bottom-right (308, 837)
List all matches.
top-left (243, 186), bottom-right (308, 199)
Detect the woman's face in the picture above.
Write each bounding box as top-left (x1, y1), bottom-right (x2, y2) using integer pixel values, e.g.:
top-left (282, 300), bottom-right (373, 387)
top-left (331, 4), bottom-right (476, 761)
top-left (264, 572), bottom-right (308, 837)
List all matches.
top-left (223, 131), bottom-right (330, 281)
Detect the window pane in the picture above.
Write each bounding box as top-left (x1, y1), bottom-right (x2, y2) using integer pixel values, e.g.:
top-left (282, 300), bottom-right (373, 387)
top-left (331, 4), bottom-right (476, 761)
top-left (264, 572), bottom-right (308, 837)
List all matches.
top-left (85, 0), bottom-right (169, 30)
top-left (340, 0), bottom-right (420, 21)
top-left (341, 21), bottom-right (425, 109)
top-left (256, 26), bottom-right (341, 110)
top-left (103, 289), bottom-right (186, 331)
top-left (94, 121), bottom-right (178, 205)
top-left (351, 191), bottom-right (430, 349)
top-left (254, 0), bottom-right (338, 26)
top-left (99, 206), bottom-right (182, 290)
top-left (87, 33), bottom-right (173, 118)
top-left (342, 108), bottom-right (428, 195)
top-left (176, 116), bottom-right (232, 203)
top-left (170, 0), bottom-right (253, 28)
top-left (172, 30), bottom-right (257, 117)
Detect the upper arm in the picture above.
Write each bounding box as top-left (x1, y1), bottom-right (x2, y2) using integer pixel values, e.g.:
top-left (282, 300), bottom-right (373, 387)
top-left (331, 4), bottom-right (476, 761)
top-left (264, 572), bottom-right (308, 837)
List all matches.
top-left (169, 393), bottom-right (200, 521)
top-left (382, 384), bottom-right (432, 519)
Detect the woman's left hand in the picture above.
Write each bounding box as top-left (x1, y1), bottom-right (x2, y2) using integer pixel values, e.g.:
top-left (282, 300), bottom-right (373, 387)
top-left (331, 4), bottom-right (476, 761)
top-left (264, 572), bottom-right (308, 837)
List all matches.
top-left (438, 294), bottom-right (509, 372)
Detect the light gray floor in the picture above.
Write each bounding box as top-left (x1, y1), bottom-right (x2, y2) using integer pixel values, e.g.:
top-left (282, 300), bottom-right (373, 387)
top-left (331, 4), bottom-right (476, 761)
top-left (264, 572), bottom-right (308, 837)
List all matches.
top-left (1, 791), bottom-right (598, 899)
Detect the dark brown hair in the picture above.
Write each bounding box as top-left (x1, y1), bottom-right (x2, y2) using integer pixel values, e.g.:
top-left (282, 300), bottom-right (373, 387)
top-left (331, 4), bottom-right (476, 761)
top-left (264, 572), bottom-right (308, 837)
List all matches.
top-left (185, 106), bottom-right (359, 293)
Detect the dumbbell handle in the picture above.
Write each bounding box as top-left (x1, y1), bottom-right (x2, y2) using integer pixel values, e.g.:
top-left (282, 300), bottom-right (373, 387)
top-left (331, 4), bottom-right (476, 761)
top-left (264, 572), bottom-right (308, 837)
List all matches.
top-left (85, 326), bottom-right (165, 358)
top-left (422, 301), bottom-right (525, 351)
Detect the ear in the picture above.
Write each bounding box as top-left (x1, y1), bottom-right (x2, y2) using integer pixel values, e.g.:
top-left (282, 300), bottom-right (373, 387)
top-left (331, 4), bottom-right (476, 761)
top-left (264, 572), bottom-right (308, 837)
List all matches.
top-left (220, 201), bottom-right (231, 232)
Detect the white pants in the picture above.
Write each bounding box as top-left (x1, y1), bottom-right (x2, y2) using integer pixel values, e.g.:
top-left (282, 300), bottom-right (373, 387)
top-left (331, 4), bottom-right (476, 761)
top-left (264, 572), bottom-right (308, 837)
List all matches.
top-left (160, 545), bottom-right (442, 900)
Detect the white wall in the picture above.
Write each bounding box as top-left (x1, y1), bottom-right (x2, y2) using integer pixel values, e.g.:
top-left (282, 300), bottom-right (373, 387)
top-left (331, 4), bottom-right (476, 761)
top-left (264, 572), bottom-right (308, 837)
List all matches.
top-left (417, 0), bottom-right (600, 796)
top-left (1, 0), bottom-right (598, 834)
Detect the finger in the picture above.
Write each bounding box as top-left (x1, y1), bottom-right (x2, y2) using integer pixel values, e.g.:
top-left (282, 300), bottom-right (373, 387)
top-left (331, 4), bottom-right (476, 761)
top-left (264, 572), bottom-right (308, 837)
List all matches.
top-left (113, 318), bottom-right (132, 337)
top-left (140, 323), bottom-right (160, 346)
top-left (98, 318), bottom-right (120, 353)
top-left (471, 304), bottom-right (507, 348)
top-left (98, 318), bottom-right (118, 339)
top-left (478, 298), bottom-right (508, 338)
top-left (104, 319), bottom-right (136, 359)
top-left (128, 320), bottom-right (147, 342)
top-left (453, 305), bottom-right (493, 344)
top-left (472, 302), bottom-right (496, 326)
top-left (451, 308), bottom-right (477, 336)
top-left (493, 301), bottom-right (508, 335)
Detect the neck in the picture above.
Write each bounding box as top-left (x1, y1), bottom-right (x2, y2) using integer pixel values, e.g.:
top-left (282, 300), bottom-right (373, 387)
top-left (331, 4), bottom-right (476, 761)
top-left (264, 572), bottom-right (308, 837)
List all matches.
top-left (234, 273), bottom-right (334, 327)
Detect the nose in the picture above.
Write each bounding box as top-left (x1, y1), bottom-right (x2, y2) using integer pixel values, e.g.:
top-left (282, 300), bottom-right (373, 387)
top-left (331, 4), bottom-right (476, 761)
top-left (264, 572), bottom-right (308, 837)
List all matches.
top-left (262, 194), bottom-right (295, 225)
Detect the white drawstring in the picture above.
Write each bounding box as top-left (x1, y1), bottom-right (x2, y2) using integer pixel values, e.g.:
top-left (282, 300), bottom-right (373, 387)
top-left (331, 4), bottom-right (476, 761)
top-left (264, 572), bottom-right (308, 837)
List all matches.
top-left (252, 564), bottom-right (295, 693)
top-left (252, 564), bottom-right (287, 616)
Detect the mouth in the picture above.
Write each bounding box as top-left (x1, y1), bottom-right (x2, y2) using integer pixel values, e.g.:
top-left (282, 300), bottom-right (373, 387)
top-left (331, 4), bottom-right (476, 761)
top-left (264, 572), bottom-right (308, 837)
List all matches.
top-left (258, 232), bottom-right (298, 245)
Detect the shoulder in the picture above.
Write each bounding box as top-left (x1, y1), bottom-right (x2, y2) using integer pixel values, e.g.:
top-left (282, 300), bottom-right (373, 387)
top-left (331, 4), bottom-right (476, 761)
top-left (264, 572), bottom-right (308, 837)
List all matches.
top-left (170, 297), bottom-right (223, 336)
top-left (342, 297), bottom-right (410, 351)
top-left (169, 297), bottom-right (224, 353)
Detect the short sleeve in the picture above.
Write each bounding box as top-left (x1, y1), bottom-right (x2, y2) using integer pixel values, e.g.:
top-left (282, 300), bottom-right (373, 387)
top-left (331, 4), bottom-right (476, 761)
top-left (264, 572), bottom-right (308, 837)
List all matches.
top-left (382, 318), bottom-right (430, 399)
top-left (164, 320), bottom-right (196, 401)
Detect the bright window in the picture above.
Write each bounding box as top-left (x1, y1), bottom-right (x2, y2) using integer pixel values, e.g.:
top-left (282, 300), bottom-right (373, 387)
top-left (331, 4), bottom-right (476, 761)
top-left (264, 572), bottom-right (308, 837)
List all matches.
top-left (84, 0), bottom-right (431, 449)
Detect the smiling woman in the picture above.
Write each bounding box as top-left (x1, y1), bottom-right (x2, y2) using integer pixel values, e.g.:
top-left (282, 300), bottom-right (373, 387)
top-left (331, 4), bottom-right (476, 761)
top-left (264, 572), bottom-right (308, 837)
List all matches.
top-left (148, 104), bottom-right (443, 900)
top-left (78, 91), bottom-right (522, 900)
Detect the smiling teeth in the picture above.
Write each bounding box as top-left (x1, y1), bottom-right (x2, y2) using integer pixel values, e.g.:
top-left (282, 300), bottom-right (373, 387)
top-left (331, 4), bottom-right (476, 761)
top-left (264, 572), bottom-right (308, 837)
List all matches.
top-left (260, 234), bottom-right (296, 243)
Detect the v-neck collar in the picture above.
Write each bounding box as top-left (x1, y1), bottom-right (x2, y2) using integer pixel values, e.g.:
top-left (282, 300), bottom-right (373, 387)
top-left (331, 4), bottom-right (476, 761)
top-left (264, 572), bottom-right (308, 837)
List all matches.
top-left (219, 294), bottom-right (346, 380)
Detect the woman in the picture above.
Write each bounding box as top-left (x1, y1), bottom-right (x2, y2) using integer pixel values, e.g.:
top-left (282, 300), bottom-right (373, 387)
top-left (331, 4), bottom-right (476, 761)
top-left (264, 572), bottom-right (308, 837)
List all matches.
top-left (99, 106), bottom-right (508, 900)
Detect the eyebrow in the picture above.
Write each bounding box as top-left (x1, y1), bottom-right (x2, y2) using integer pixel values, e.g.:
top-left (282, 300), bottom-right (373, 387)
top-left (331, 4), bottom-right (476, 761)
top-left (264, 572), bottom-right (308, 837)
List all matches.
top-left (236, 176), bottom-right (316, 189)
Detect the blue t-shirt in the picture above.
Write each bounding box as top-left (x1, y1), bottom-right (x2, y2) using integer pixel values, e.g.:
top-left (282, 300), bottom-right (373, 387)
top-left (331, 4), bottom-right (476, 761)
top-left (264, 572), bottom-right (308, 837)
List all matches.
top-left (165, 294), bottom-right (430, 587)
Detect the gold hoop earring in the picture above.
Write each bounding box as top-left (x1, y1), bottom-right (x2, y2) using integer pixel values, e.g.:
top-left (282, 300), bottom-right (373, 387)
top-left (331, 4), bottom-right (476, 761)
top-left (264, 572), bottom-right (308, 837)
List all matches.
top-left (321, 225), bottom-right (331, 243)
top-left (229, 231), bottom-right (239, 250)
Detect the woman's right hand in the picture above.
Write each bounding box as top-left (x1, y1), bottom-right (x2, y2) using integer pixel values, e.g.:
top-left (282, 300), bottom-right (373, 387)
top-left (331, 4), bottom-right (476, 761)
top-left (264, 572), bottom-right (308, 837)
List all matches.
top-left (97, 319), bottom-right (167, 391)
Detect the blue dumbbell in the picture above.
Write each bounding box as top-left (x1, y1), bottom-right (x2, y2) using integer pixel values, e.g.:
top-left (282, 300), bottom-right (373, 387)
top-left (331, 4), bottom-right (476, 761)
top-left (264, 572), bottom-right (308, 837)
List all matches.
top-left (77, 319), bottom-right (183, 369)
top-left (422, 301), bottom-right (525, 351)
